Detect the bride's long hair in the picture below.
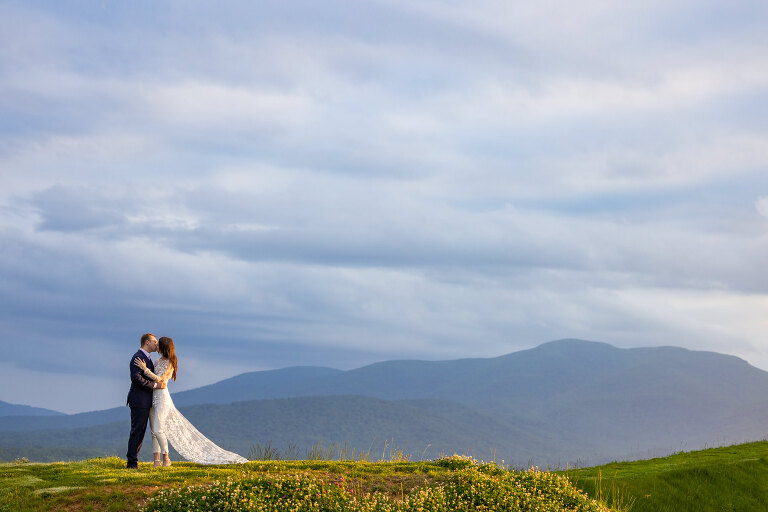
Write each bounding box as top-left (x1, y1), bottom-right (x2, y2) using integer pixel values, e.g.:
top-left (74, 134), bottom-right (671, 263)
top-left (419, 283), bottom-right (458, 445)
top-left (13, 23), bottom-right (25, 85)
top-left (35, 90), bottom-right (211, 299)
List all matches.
top-left (158, 336), bottom-right (178, 381)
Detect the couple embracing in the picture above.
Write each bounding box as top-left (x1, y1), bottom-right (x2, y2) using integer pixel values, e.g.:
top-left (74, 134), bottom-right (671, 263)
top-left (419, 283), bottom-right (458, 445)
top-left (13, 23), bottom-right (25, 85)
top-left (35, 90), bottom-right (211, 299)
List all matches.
top-left (126, 333), bottom-right (247, 468)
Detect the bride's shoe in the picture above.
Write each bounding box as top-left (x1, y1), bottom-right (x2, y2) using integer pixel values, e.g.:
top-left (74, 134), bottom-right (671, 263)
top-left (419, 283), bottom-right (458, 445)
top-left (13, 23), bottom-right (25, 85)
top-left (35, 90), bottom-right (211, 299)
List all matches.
top-left (162, 454), bottom-right (172, 467)
top-left (153, 453), bottom-right (162, 468)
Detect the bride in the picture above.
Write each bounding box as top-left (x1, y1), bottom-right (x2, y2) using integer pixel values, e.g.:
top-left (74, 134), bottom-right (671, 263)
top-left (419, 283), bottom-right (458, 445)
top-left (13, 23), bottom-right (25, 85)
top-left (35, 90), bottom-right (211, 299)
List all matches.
top-left (133, 336), bottom-right (248, 466)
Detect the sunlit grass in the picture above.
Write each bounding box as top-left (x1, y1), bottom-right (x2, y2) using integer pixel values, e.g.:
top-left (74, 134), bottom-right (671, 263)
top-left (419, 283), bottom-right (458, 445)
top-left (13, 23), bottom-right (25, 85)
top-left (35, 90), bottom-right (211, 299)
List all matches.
top-left (563, 440), bottom-right (768, 512)
top-left (7, 441), bottom-right (768, 511)
top-left (0, 454), bottom-right (606, 511)
top-left (143, 455), bottom-right (606, 512)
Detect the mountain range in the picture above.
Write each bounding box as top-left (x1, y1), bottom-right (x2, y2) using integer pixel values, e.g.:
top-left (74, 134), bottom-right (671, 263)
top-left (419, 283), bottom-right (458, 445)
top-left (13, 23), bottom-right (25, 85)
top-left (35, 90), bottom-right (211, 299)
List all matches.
top-left (2, 339), bottom-right (767, 465)
top-left (0, 400), bottom-right (63, 417)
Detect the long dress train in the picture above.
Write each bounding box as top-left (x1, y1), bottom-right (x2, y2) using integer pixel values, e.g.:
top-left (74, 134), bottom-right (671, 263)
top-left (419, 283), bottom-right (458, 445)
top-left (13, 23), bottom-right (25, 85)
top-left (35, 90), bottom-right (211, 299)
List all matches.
top-left (151, 358), bottom-right (248, 464)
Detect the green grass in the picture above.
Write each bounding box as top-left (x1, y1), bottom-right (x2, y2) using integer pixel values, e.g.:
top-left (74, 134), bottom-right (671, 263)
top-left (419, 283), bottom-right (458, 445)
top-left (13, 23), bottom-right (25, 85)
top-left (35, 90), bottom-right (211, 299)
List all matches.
top-left (564, 440), bottom-right (768, 512)
top-left (143, 458), bottom-right (605, 511)
top-left (0, 455), bottom-right (604, 511)
top-left (4, 441), bottom-right (768, 511)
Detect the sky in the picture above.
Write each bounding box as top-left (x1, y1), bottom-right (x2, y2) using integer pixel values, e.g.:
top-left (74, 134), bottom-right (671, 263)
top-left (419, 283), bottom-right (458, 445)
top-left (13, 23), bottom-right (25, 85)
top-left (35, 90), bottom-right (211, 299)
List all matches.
top-left (1, 0), bottom-right (767, 414)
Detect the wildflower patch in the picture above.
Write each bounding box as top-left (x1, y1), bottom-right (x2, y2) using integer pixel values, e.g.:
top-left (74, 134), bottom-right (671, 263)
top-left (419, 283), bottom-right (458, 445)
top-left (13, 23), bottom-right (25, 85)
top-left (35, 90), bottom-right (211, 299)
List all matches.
top-left (143, 457), bottom-right (607, 512)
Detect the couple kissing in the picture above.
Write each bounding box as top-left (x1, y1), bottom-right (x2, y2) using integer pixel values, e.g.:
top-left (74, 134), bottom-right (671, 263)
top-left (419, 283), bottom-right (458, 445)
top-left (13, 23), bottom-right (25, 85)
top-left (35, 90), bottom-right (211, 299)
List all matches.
top-left (126, 333), bottom-right (247, 468)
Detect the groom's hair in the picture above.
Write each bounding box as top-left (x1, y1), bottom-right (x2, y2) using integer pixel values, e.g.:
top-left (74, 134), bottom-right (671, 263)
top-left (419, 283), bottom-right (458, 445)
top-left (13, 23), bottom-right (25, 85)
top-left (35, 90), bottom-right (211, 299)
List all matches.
top-left (140, 333), bottom-right (155, 347)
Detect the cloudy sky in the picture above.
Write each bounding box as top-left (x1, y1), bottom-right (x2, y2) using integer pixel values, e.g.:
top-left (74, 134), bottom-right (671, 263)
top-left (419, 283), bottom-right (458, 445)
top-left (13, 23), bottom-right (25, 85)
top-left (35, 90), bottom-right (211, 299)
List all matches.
top-left (1, 0), bottom-right (767, 413)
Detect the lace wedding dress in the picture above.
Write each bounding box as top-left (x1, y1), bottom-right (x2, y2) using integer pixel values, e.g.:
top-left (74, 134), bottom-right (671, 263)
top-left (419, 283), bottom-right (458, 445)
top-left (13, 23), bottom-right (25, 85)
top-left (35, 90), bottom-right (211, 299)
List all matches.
top-left (151, 358), bottom-right (248, 464)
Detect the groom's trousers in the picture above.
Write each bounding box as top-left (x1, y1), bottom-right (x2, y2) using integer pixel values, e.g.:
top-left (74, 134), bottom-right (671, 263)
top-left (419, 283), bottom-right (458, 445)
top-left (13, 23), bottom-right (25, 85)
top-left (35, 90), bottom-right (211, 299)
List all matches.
top-left (126, 406), bottom-right (151, 468)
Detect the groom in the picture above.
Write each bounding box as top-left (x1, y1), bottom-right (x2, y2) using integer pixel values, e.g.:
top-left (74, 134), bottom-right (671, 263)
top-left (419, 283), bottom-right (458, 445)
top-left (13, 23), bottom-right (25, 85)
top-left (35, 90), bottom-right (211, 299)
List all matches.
top-left (126, 333), bottom-right (166, 469)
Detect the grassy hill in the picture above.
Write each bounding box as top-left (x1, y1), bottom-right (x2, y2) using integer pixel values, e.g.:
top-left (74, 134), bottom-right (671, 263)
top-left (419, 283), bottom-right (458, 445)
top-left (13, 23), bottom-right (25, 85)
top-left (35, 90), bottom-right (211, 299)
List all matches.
top-left (565, 440), bottom-right (768, 512)
top-left (0, 455), bottom-right (607, 512)
top-left (3, 440), bottom-right (768, 511)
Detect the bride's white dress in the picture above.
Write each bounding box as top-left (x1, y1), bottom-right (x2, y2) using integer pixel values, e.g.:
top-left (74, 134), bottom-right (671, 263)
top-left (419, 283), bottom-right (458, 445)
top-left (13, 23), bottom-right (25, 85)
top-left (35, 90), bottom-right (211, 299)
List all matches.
top-left (152, 358), bottom-right (248, 464)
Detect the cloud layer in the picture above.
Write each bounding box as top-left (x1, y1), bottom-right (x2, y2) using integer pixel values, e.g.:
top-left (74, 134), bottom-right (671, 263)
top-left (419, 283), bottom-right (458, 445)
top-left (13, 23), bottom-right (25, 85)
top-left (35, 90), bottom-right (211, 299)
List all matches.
top-left (1, 0), bottom-right (767, 412)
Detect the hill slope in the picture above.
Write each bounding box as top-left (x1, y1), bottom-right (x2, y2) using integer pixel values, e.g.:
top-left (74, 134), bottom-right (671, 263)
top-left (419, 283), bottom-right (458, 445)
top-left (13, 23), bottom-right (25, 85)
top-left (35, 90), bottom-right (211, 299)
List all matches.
top-left (0, 455), bottom-right (607, 512)
top-left (3, 440), bottom-right (768, 512)
top-left (568, 440), bottom-right (768, 512)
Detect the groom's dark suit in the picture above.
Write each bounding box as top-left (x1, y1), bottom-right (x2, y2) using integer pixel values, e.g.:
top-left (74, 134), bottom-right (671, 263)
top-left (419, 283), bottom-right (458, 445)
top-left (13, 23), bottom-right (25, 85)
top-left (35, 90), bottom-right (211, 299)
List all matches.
top-left (126, 349), bottom-right (155, 468)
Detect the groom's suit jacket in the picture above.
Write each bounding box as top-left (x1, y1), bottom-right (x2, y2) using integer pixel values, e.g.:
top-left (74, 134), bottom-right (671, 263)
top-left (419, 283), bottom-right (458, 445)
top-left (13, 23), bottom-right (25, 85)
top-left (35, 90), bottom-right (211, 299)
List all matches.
top-left (126, 350), bottom-right (155, 409)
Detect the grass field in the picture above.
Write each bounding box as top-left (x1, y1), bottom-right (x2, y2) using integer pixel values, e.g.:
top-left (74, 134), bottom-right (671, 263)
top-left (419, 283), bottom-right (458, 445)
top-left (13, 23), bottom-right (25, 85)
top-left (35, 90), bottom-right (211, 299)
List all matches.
top-left (0, 455), bottom-right (604, 511)
top-left (2, 441), bottom-right (767, 511)
top-left (564, 440), bottom-right (768, 512)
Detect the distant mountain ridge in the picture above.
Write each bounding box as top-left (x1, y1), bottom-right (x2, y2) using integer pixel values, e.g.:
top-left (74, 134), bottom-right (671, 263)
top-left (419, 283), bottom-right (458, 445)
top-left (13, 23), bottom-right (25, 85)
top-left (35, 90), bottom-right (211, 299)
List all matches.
top-left (0, 395), bottom-right (559, 464)
top-left (3, 339), bottom-right (768, 464)
top-left (173, 339), bottom-right (768, 458)
top-left (173, 366), bottom-right (343, 407)
top-left (0, 400), bottom-right (63, 417)
top-left (0, 406), bottom-right (125, 431)
top-left (174, 339), bottom-right (764, 408)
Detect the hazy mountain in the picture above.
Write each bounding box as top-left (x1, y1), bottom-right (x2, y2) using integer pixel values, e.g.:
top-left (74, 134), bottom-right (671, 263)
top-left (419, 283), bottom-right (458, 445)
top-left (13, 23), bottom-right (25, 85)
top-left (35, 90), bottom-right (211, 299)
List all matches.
top-left (169, 339), bottom-right (768, 456)
top-left (0, 400), bottom-right (63, 417)
top-left (172, 366), bottom-right (343, 407)
top-left (4, 339), bottom-right (768, 464)
top-left (0, 406), bottom-right (125, 431)
top-left (0, 395), bottom-right (564, 465)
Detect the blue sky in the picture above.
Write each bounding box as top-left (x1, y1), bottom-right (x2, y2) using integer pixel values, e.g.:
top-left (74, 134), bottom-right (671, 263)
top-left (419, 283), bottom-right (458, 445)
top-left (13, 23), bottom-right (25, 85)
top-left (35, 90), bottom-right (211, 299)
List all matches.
top-left (1, 0), bottom-right (767, 413)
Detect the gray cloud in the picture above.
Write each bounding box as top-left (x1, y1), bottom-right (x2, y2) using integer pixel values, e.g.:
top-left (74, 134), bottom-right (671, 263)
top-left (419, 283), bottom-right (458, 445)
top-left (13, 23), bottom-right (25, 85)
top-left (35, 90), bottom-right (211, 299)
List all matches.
top-left (28, 185), bottom-right (127, 232)
top-left (16, 181), bottom-right (768, 292)
top-left (1, 0), bottom-right (767, 412)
